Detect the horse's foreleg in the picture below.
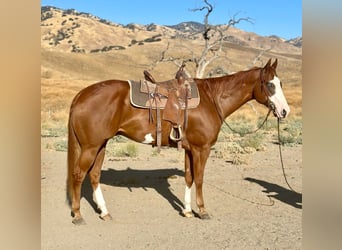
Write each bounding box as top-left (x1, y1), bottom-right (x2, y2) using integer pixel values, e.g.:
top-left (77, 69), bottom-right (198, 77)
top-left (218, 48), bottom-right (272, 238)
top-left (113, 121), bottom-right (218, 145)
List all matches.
top-left (89, 145), bottom-right (112, 221)
top-left (71, 147), bottom-right (98, 225)
top-left (183, 150), bottom-right (194, 218)
top-left (193, 146), bottom-right (211, 219)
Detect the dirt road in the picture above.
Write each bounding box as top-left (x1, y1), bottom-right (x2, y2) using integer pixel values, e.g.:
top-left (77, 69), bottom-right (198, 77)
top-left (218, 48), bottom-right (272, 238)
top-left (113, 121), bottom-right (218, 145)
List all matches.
top-left (41, 137), bottom-right (302, 249)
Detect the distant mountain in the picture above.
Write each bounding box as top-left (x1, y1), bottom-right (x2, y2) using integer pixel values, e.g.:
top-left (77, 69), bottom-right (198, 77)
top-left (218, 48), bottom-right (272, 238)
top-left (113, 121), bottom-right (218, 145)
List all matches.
top-left (167, 22), bottom-right (300, 46)
top-left (166, 22), bottom-right (205, 33)
top-left (286, 37), bottom-right (302, 48)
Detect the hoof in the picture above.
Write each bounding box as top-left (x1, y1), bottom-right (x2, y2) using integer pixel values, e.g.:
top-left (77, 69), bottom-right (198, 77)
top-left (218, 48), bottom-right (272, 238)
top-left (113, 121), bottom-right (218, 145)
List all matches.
top-left (183, 211), bottom-right (194, 218)
top-left (199, 211), bottom-right (210, 220)
top-left (100, 213), bottom-right (113, 221)
top-left (72, 216), bottom-right (86, 225)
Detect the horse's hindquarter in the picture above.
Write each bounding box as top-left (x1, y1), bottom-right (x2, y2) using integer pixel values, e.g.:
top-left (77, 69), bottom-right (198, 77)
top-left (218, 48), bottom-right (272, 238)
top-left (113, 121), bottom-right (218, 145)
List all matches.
top-left (70, 80), bottom-right (133, 144)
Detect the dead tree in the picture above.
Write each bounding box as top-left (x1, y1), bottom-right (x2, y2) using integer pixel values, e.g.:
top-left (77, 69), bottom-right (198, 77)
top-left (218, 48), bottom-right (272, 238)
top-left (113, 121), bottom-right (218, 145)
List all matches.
top-left (190, 1), bottom-right (254, 77)
top-left (152, 0), bottom-right (254, 78)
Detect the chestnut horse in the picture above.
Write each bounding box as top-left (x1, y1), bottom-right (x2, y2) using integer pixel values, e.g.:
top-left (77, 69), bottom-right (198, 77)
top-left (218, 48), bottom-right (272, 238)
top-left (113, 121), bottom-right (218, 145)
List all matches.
top-left (67, 58), bottom-right (290, 224)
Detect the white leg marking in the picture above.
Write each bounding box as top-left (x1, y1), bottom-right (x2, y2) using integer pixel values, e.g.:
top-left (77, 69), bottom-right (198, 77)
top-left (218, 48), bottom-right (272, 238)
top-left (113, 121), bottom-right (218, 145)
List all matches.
top-left (142, 133), bottom-right (155, 144)
top-left (184, 186), bottom-right (192, 213)
top-left (93, 185), bottom-right (109, 217)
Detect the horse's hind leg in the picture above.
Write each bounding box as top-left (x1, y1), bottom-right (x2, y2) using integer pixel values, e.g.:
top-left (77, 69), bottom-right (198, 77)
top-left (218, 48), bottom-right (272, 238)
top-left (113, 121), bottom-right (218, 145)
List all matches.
top-left (71, 146), bottom-right (99, 225)
top-left (89, 144), bottom-right (112, 221)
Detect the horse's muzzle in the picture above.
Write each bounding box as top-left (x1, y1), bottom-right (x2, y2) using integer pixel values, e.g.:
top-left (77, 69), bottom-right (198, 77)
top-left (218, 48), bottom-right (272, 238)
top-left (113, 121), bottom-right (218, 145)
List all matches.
top-left (273, 107), bottom-right (289, 119)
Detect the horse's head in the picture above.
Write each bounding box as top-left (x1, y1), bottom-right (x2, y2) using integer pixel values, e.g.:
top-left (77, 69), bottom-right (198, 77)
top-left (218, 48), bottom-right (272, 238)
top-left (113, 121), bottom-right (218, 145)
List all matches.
top-left (254, 58), bottom-right (290, 118)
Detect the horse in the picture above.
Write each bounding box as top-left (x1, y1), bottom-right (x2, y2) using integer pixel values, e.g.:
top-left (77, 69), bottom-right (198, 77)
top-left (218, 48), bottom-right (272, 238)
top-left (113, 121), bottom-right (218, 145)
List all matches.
top-left (67, 58), bottom-right (290, 225)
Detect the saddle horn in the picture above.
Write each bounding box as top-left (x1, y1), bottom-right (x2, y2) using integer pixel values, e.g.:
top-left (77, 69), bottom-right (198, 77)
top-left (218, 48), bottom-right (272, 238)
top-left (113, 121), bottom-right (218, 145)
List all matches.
top-left (144, 70), bottom-right (157, 83)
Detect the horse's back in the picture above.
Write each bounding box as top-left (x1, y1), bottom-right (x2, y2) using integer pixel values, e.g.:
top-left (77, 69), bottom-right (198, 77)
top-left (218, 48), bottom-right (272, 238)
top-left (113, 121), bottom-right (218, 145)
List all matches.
top-left (71, 79), bottom-right (128, 108)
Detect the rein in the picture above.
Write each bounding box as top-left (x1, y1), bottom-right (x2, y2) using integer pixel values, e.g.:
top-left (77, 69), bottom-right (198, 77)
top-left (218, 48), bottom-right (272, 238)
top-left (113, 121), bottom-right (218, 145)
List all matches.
top-left (223, 115), bottom-right (298, 193)
top-left (223, 108), bottom-right (271, 136)
top-left (277, 117), bottom-right (298, 193)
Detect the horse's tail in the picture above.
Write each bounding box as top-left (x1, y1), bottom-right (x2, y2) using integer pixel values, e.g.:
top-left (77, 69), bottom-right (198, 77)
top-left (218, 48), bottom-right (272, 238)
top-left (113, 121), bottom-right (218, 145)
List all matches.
top-left (66, 112), bottom-right (81, 207)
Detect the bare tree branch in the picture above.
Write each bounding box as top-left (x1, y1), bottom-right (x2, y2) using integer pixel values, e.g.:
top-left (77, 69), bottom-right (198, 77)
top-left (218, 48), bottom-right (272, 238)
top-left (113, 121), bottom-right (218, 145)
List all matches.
top-left (248, 47), bottom-right (272, 68)
top-left (153, 0), bottom-right (255, 78)
top-left (190, 0), bottom-right (213, 42)
top-left (189, 1), bottom-right (255, 77)
top-left (227, 12), bottom-right (254, 29)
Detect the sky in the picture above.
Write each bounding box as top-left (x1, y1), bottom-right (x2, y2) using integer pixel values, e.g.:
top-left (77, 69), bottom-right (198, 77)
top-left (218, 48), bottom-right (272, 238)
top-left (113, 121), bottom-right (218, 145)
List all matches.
top-left (41, 0), bottom-right (302, 40)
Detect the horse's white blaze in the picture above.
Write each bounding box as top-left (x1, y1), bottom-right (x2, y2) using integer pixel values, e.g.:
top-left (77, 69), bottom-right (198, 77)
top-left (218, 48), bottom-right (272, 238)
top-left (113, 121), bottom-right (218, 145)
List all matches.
top-left (93, 185), bottom-right (109, 217)
top-left (269, 76), bottom-right (290, 117)
top-left (184, 186), bottom-right (192, 212)
top-left (142, 133), bottom-right (155, 144)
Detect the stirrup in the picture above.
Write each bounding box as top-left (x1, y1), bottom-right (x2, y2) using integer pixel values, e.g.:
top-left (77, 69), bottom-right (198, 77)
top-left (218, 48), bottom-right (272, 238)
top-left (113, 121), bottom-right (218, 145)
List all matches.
top-left (170, 125), bottom-right (183, 141)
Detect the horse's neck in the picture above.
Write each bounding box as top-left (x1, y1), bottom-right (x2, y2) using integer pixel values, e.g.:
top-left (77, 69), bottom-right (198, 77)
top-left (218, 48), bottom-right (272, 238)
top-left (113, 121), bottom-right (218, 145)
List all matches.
top-left (214, 72), bottom-right (258, 119)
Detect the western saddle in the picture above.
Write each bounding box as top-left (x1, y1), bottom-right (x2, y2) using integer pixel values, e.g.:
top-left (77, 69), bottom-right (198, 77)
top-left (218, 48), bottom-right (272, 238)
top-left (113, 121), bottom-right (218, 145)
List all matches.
top-left (142, 64), bottom-right (192, 152)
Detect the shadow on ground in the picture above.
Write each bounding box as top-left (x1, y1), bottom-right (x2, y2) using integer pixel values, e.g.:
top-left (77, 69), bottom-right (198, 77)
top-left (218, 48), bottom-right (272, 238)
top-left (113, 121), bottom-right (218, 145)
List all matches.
top-left (245, 177), bottom-right (302, 209)
top-left (81, 167), bottom-right (185, 215)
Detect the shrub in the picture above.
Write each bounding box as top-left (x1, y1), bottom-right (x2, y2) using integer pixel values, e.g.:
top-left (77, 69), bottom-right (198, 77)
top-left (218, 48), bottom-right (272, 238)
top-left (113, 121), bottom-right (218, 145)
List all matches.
top-left (213, 141), bottom-right (249, 165)
top-left (222, 120), bottom-right (255, 137)
top-left (278, 120), bottom-right (302, 145)
top-left (106, 140), bottom-right (138, 158)
top-left (143, 35), bottom-right (162, 43)
top-left (41, 70), bottom-right (52, 79)
top-left (41, 125), bottom-right (67, 137)
top-left (53, 140), bottom-right (68, 152)
top-left (71, 44), bottom-right (85, 53)
top-left (239, 133), bottom-right (265, 151)
top-left (90, 49), bottom-right (101, 53)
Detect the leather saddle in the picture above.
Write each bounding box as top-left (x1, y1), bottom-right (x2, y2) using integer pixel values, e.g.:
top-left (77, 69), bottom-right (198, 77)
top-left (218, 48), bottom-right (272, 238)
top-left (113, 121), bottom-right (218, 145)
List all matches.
top-left (133, 64), bottom-right (196, 151)
top-left (142, 66), bottom-right (191, 128)
top-left (128, 64), bottom-right (199, 151)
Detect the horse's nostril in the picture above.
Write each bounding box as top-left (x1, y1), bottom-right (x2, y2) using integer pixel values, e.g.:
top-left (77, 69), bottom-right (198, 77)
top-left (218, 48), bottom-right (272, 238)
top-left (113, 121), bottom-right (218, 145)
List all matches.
top-left (282, 109), bottom-right (287, 117)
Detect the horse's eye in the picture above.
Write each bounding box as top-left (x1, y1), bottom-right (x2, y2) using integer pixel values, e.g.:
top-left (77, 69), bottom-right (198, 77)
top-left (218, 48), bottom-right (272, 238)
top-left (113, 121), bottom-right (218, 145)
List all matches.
top-left (267, 82), bottom-right (274, 89)
top-left (266, 82), bottom-right (276, 95)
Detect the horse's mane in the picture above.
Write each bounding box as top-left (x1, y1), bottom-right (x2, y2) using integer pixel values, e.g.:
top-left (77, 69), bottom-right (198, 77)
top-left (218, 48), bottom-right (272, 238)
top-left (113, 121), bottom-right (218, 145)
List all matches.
top-left (192, 66), bottom-right (263, 103)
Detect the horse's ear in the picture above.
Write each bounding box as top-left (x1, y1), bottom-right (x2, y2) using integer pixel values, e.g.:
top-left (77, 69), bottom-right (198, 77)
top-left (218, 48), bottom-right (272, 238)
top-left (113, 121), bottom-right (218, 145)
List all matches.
top-left (264, 58), bottom-right (272, 69)
top-left (271, 58), bottom-right (278, 69)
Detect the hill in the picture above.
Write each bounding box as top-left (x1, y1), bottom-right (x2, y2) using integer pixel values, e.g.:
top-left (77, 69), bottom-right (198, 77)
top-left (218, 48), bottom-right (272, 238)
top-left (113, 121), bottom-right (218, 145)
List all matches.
top-left (41, 6), bottom-right (301, 78)
top-left (41, 6), bottom-right (301, 55)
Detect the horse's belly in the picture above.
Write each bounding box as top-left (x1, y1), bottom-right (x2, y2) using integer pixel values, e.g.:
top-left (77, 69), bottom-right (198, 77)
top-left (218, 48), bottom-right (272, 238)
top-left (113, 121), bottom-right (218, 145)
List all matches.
top-left (118, 114), bottom-right (172, 146)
